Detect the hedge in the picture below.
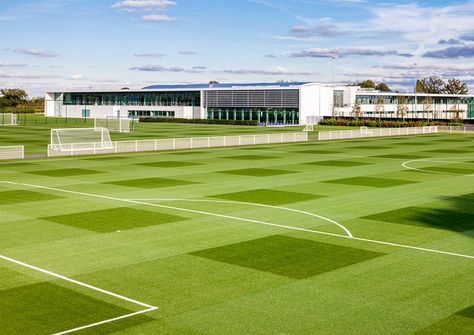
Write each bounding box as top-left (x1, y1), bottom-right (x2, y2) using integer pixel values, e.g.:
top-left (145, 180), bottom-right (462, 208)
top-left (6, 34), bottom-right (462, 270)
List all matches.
top-left (319, 117), bottom-right (465, 128)
top-left (139, 117), bottom-right (258, 126)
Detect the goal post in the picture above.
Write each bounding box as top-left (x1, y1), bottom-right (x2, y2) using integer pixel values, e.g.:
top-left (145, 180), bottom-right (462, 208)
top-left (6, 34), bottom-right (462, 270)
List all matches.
top-left (50, 128), bottom-right (114, 152)
top-left (94, 117), bottom-right (132, 133)
top-left (303, 116), bottom-right (319, 132)
top-left (0, 113), bottom-right (18, 126)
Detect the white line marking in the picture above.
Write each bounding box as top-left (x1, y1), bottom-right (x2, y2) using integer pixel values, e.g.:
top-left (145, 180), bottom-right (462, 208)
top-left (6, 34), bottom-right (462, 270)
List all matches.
top-left (52, 307), bottom-right (157, 335)
top-left (1, 180), bottom-right (473, 260)
top-left (402, 157), bottom-right (474, 176)
top-left (0, 254), bottom-right (157, 335)
top-left (126, 198), bottom-right (353, 238)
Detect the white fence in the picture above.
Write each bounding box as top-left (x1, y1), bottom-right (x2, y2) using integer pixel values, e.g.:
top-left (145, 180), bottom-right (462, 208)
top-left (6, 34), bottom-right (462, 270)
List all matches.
top-left (318, 126), bottom-right (438, 141)
top-left (437, 126), bottom-right (474, 133)
top-left (48, 132), bottom-right (309, 157)
top-left (0, 146), bottom-right (24, 160)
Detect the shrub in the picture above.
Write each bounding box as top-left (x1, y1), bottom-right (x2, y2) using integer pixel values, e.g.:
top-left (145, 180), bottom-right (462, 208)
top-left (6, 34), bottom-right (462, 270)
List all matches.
top-left (319, 117), bottom-right (463, 128)
top-left (139, 117), bottom-right (258, 126)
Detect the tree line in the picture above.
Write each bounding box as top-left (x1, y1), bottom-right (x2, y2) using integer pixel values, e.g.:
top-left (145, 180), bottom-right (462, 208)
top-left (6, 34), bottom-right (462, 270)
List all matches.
top-left (0, 88), bottom-right (44, 112)
top-left (354, 76), bottom-right (469, 95)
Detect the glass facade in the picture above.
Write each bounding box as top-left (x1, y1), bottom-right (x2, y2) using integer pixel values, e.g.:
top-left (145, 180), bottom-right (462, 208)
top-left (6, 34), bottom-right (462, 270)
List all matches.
top-left (128, 110), bottom-right (176, 118)
top-left (334, 90), bottom-right (344, 107)
top-left (207, 107), bottom-right (299, 125)
top-left (356, 94), bottom-right (473, 106)
top-left (63, 91), bottom-right (200, 107)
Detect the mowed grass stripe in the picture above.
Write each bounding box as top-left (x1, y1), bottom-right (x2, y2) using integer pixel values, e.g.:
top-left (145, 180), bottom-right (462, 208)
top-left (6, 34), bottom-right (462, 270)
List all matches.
top-left (210, 189), bottom-right (324, 205)
top-left (190, 235), bottom-right (384, 279)
top-left (41, 207), bottom-right (187, 232)
top-left (0, 280), bottom-right (145, 335)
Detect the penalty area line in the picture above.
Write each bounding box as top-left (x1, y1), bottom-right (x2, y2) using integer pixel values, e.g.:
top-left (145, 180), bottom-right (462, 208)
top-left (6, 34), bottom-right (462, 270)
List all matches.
top-left (0, 254), bottom-right (157, 335)
top-left (1, 180), bottom-right (473, 260)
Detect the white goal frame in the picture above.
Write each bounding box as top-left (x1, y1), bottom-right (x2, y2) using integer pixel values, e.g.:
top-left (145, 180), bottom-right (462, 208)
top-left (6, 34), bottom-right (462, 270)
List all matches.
top-left (94, 117), bottom-right (132, 133)
top-left (50, 127), bottom-right (114, 152)
top-left (0, 113), bottom-right (18, 126)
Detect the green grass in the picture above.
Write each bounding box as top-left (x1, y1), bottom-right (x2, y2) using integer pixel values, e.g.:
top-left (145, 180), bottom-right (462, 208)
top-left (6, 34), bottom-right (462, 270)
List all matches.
top-left (323, 176), bottom-right (418, 188)
top-left (0, 130), bottom-right (473, 334)
top-left (41, 207), bottom-right (187, 232)
top-left (0, 114), bottom-right (353, 155)
top-left (105, 177), bottom-right (197, 188)
top-left (210, 189), bottom-right (323, 205)
top-left (218, 168), bottom-right (295, 177)
top-left (190, 235), bottom-right (384, 279)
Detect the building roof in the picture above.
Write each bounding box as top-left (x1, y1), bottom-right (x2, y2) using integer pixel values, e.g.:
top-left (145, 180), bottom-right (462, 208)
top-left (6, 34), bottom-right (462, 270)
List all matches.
top-left (142, 82), bottom-right (310, 89)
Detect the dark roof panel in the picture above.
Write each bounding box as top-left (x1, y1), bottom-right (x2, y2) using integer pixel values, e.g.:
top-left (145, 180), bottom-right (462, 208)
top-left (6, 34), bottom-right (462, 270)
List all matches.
top-left (143, 82), bottom-right (309, 89)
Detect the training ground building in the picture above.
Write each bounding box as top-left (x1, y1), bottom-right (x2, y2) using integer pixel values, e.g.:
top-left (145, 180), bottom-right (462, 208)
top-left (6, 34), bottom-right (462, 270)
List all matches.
top-left (45, 82), bottom-right (474, 125)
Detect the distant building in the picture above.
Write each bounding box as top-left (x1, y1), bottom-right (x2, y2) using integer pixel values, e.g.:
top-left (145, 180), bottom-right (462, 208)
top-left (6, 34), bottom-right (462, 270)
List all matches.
top-left (45, 83), bottom-right (474, 124)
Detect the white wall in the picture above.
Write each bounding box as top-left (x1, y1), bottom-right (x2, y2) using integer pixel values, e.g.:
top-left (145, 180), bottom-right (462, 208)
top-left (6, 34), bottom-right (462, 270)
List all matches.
top-left (46, 102), bottom-right (200, 119)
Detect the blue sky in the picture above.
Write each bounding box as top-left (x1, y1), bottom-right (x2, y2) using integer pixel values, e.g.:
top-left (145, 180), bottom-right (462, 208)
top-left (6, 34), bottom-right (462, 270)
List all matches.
top-left (0, 0), bottom-right (473, 96)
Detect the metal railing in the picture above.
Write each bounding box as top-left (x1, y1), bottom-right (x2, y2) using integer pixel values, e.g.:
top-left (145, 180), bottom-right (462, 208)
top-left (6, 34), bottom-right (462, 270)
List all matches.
top-left (48, 132), bottom-right (309, 157)
top-left (0, 146), bottom-right (24, 160)
top-left (318, 126), bottom-right (438, 141)
top-left (437, 126), bottom-right (474, 133)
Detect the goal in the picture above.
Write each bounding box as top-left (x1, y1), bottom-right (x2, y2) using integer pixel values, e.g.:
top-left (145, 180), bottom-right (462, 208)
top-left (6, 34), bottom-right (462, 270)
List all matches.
top-left (303, 116), bottom-right (319, 132)
top-left (303, 124), bottom-right (314, 132)
top-left (50, 128), bottom-right (114, 152)
top-left (0, 113), bottom-right (18, 126)
top-left (94, 117), bottom-right (132, 133)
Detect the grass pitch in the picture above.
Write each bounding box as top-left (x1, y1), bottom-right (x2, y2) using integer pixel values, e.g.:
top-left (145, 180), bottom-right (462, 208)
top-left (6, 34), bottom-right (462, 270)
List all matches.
top-left (0, 130), bottom-right (473, 334)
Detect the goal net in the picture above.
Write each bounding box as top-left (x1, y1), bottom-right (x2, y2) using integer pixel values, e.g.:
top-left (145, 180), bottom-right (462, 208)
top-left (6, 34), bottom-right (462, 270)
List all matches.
top-left (50, 128), bottom-right (114, 152)
top-left (303, 124), bottom-right (314, 132)
top-left (94, 117), bottom-right (131, 133)
top-left (0, 113), bottom-right (18, 126)
top-left (303, 116), bottom-right (318, 132)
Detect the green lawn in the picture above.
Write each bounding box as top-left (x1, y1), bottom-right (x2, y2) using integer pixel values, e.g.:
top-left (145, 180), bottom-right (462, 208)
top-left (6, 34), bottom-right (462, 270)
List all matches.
top-left (0, 131), bottom-right (473, 334)
top-left (0, 114), bottom-right (357, 155)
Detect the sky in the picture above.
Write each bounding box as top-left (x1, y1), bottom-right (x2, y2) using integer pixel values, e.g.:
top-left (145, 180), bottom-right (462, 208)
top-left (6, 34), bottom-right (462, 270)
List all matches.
top-left (0, 0), bottom-right (473, 96)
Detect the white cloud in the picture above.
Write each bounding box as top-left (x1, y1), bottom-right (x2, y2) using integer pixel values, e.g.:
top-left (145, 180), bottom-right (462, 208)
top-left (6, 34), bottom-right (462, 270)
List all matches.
top-left (13, 48), bottom-right (60, 58)
top-left (112, 0), bottom-right (175, 10)
top-left (179, 50), bottom-right (198, 55)
top-left (134, 52), bottom-right (166, 58)
top-left (220, 66), bottom-right (315, 76)
top-left (0, 61), bottom-right (27, 67)
top-left (70, 74), bottom-right (84, 80)
top-left (141, 14), bottom-right (175, 21)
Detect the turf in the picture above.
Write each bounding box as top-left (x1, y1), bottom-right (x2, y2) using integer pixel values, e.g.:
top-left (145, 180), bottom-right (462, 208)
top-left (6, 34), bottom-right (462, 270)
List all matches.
top-left (323, 176), bottom-right (418, 188)
top-left (362, 207), bottom-right (474, 232)
top-left (218, 168), bottom-right (295, 177)
top-left (220, 155), bottom-right (277, 160)
top-left (137, 161), bottom-right (201, 168)
top-left (304, 160), bottom-right (371, 167)
top-left (41, 207), bottom-right (187, 232)
top-left (190, 235), bottom-right (384, 279)
top-left (0, 190), bottom-right (61, 205)
top-left (28, 168), bottom-right (104, 177)
top-left (0, 280), bottom-right (138, 335)
top-left (105, 177), bottom-right (197, 188)
top-left (210, 189), bottom-right (323, 205)
top-left (0, 130), bottom-right (473, 334)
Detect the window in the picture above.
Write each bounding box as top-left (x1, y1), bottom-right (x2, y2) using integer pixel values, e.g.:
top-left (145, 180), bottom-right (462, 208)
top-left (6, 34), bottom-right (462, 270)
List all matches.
top-left (81, 109), bottom-right (90, 118)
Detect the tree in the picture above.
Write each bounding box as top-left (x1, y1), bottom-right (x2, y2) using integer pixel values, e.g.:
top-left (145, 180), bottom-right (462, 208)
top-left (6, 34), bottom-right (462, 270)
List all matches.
top-left (359, 79), bottom-right (376, 89)
top-left (0, 88), bottom-right (28, 107)
top-left (444, 78), bottom-right (468, 95)
top-left (375, 82), bottom-right (391, 92)
top-left (375, 96), bottom-right (385, 119)
top-left (396, 96), bottom-right (408, 120)
top-left (418, 76), bottom-right (445, 94)
top-left (415, 80), bottom-right (425, 93)
top-left (423, 96), bottom-right (433, 119)
top-left (352, 100), bottom-right (362, 118)
top-left (208, 81), bottom-right (220, 85)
